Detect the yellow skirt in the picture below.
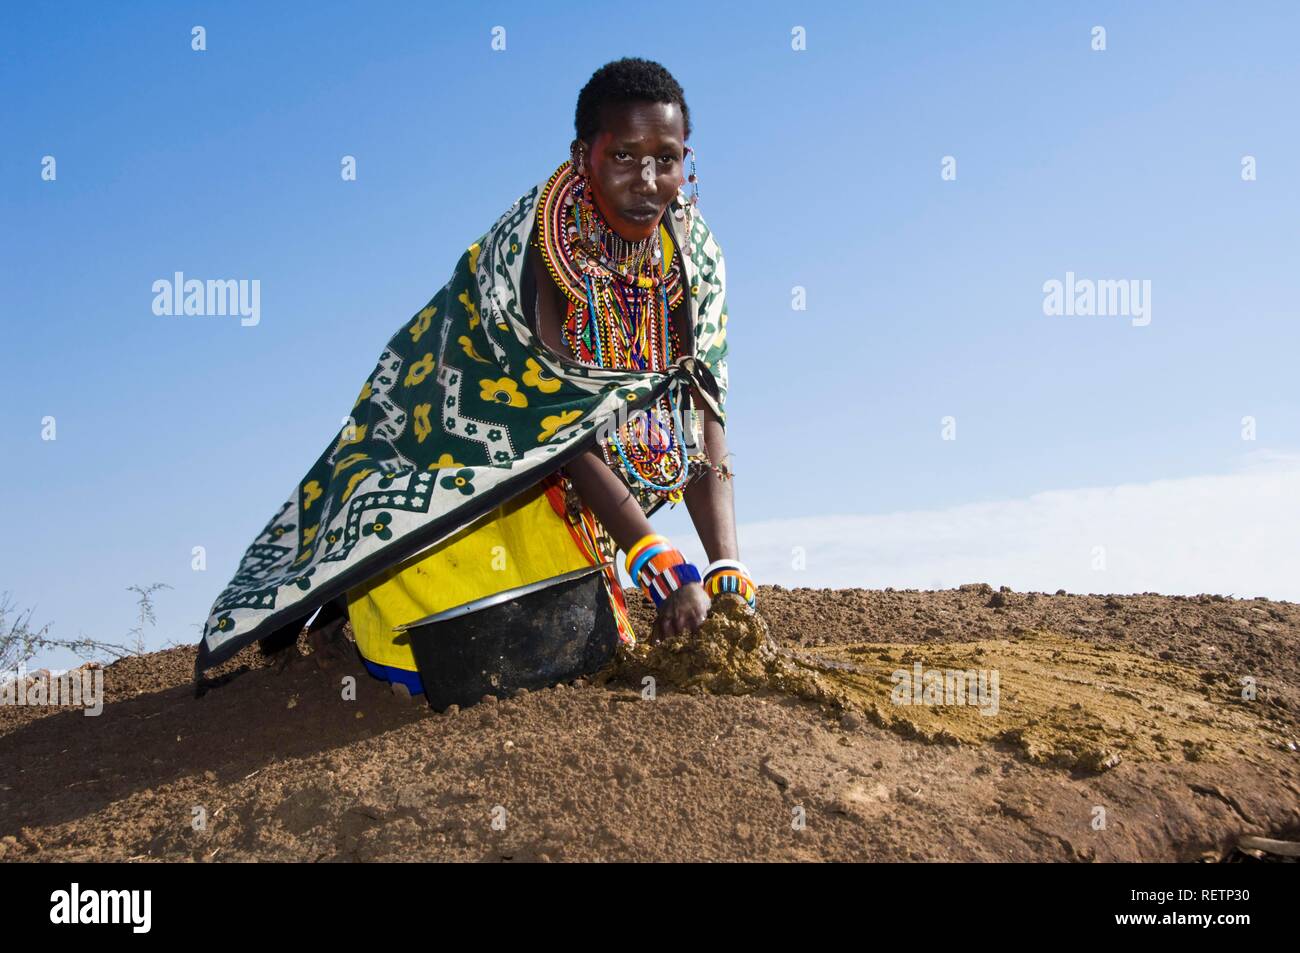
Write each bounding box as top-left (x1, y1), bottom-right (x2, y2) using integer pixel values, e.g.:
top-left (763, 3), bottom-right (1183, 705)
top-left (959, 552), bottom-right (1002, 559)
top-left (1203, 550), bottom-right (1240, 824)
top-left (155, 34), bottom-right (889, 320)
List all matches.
top-left (345, 471), bottom-right (634, 690)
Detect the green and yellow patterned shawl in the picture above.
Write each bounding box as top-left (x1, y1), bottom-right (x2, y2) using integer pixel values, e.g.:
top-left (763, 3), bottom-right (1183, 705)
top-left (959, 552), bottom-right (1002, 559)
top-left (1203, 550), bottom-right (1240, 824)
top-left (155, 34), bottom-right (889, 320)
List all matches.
top-left (195, 161), bottom-right (729, 674)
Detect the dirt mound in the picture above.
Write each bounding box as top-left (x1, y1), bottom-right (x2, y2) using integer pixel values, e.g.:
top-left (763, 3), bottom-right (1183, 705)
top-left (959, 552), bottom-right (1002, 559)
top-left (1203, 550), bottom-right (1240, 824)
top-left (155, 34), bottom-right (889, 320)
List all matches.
top-left (1, 586), bottom-right (1297, 861)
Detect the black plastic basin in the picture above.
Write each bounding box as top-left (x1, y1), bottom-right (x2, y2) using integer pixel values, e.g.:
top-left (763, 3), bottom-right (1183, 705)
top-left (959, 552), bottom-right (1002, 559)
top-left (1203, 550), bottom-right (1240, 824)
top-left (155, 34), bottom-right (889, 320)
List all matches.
top-left (396, 563), bottom-right (619, 711)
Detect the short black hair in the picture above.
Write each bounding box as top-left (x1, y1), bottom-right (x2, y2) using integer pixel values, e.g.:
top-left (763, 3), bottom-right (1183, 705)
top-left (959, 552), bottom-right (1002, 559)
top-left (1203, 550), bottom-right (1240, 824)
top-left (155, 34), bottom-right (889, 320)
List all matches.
top-left (574, 57), bottom-right (691, 147)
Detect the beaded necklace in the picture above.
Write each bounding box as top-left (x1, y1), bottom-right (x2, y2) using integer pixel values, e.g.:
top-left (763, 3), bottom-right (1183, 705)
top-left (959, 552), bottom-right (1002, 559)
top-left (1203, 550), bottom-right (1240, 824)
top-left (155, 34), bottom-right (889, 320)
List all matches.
top-left (535, 160), bottom-right (692, 503)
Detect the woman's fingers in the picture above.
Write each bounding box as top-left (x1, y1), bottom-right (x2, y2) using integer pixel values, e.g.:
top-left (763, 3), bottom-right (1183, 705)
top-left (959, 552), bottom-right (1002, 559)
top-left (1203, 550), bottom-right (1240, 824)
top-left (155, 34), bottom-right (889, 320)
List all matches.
top-left (652, 586), bottom-right (713, 641)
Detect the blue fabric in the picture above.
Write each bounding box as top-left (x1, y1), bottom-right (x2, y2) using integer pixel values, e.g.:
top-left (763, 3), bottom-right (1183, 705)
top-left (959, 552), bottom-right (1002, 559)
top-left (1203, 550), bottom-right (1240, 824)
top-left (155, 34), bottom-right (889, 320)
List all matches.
top-left (360, 656), bottom-right (426, 696)
top-left (675, 562), bottom-right (702, 585)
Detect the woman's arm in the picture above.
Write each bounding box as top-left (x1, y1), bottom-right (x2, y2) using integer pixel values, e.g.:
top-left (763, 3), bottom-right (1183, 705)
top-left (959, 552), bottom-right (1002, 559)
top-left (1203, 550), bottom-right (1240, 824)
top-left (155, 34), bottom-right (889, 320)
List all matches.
top-left (565, 396), bottom-right (736, 562)
top-left (682, 395), bottom-right (737, 563)
top-left (564, 448), bottom-right (711, 641)
top-left (564, 448), bottom-right (653, 552)
top-left (566, 383), bottom-right (738, 642)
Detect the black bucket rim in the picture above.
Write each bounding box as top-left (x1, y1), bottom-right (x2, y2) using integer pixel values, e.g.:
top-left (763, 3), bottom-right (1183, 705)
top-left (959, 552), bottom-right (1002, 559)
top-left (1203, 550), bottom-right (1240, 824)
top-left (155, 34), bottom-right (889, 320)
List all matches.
top-left (391, 561), bottom-right (613, 632)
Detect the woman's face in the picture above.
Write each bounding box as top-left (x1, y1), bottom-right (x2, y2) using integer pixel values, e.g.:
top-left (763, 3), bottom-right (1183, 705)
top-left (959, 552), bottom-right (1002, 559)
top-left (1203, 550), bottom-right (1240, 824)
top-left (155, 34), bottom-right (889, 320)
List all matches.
top-left (574, 100), bottom-right (687, 242)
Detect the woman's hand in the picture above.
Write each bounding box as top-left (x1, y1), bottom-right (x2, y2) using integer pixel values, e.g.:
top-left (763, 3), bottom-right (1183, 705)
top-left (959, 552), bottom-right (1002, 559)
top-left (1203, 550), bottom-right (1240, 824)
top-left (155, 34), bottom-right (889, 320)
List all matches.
top-left (650, 582), bottom-right (712, 642)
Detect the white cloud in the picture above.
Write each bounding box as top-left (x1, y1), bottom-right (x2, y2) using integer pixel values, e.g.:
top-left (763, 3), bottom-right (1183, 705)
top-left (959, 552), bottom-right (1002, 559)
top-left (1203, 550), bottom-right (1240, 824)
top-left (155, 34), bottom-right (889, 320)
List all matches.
top-left (737, 453), bottom-right (1300, 600)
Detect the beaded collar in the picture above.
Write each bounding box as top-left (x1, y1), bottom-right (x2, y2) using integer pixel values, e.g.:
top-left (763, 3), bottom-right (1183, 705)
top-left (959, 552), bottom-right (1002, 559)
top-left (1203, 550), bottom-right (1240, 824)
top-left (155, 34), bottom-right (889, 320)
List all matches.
top-left (535, 160), bottom-right (686, 316)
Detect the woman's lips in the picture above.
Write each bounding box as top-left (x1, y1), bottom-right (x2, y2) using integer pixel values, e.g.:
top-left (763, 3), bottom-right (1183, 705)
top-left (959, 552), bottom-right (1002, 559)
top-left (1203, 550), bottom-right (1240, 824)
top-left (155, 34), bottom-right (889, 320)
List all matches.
top-left (623, 206), bottom-right (660, 223)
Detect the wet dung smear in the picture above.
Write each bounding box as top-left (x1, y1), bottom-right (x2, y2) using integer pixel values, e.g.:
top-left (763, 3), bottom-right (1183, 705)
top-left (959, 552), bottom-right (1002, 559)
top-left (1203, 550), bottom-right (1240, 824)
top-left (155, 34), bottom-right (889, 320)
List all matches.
top-left (610, 597), bottom-right (1287, 773)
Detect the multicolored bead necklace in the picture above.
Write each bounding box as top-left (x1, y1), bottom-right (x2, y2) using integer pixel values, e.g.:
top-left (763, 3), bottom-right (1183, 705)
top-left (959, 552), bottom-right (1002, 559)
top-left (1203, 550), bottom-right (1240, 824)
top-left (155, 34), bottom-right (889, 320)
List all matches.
top-left (536, 160), bottom-right (693, 503)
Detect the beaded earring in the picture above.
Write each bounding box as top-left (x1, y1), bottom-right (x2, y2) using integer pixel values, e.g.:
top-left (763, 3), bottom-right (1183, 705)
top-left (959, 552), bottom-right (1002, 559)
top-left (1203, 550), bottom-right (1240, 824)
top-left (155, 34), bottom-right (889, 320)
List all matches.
top-left (685, 144), bottom-right (699, 205)
top-left (673, 145), bottom-right (700, 240)
top-left (570, 145), bottom-right (592, 217)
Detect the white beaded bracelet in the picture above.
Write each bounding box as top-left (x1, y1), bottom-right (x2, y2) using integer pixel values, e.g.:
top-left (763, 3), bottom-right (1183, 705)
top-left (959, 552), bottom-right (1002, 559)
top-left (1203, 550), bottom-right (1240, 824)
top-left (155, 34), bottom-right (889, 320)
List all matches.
top-left (703, 558), bottom-right (750, 580)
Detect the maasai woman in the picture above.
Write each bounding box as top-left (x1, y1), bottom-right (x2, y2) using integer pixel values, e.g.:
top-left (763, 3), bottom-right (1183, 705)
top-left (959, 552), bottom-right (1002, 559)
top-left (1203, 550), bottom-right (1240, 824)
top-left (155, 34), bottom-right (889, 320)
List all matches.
top-left (195, 58), bottom-right (756, 702)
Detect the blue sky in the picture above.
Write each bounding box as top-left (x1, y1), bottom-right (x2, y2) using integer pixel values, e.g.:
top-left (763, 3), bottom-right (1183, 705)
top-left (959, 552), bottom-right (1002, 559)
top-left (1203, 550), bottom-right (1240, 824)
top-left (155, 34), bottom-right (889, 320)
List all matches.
top-left (4, 1), bottom-right (1298, 665)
